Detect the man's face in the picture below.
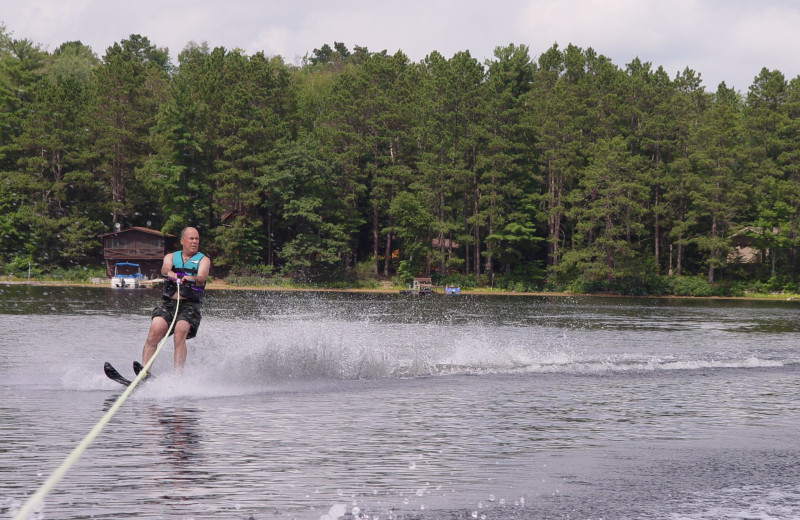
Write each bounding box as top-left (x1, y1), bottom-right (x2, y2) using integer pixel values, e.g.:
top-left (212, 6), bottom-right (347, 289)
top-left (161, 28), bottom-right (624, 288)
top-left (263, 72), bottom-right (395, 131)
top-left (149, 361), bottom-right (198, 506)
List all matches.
top-left (182, 229), bottom-right (200, 254)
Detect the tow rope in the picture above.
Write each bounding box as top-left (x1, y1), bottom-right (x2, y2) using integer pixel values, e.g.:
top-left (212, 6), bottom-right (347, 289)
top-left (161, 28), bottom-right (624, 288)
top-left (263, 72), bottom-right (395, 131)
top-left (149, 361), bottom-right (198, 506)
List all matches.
top-left (12, 289), bottom-right (182, 520)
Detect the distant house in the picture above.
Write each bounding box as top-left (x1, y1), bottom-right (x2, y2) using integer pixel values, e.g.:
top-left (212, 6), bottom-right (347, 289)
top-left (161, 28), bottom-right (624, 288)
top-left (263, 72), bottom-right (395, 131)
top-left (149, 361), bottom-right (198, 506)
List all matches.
top-left (432, 237), bottom-right (459, 250)
top-left (727, 226), bottom-right (770, 264)
top-left (99, 227), bottom-right (176, 278)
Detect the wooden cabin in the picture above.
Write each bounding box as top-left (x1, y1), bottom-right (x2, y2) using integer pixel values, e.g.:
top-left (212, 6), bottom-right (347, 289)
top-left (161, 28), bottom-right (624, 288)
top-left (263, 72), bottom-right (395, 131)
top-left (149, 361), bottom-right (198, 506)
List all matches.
top-left (99, 227), bottom-right (176, 279)
top-left (727, 226), bottom-right (770, 264)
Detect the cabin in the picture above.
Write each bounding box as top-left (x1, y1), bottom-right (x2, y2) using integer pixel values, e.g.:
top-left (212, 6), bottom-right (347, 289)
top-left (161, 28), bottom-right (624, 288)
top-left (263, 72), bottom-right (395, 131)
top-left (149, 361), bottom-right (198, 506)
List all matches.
top-left (727, 226), bottom-right (770, 264)
top-left (99, 227), bottom-right (176, 279)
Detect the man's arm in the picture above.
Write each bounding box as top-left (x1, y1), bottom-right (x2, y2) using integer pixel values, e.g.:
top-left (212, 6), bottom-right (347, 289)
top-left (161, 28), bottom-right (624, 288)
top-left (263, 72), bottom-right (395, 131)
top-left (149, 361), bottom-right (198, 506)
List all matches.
top-left (194, 256), bottom-right (211, 285)
top-left (160, 254), bottom-right (175, 278)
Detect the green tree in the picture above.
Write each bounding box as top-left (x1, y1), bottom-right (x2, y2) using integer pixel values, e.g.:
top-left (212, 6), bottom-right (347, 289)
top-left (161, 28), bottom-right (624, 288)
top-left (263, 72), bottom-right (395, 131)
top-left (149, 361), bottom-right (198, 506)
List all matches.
top-left (211, 50), bottom-right (294, 266)
top-left (0, 35), bottom-right (44, 170)
top-left (623, 59), bottom-right (676, 273)
top-left (560, 136), bottom-right (647, 283)
top-left (300, 46), bottom-right (418, 278)
top-left (525, 44), bottom-right (601, 273)
top-left (137, 42), bottom-right (213, 235)
top-left (0, 35), bottom-right (48, 265)
top-left (387, 190), bottom-right (434, 277)
top-left (690, 83), bottom-right (747, 283)
top-left (415, 50), bottom-right (484, 276)
top-left (664, 68), bottom-right (708, 276)
top-left (480, 44), bottom-right (538, 275)
top-left (269, 135), bottom-right (351, 279)
top-left (745, 68), bottom-right (796, 277)
top-left (14, 41), bottom-right (104, 266)
top-left (777, 76), bottom-right (800, 277)
top-left (356, 51), bottom-right (418, 277)
top-left (93, 34), bottom-right (169, 226)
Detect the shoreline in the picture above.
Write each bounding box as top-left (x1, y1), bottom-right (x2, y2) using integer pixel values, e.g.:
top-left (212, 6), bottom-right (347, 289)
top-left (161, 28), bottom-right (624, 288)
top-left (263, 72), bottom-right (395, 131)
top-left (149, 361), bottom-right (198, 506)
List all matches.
top-left (1, 279), bottom-right (798, 301)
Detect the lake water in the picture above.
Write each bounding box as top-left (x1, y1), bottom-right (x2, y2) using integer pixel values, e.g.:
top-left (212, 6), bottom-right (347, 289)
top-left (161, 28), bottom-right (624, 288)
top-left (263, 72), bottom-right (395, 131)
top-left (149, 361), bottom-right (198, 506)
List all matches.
top-left (2, 285), bottom-right (800, 519)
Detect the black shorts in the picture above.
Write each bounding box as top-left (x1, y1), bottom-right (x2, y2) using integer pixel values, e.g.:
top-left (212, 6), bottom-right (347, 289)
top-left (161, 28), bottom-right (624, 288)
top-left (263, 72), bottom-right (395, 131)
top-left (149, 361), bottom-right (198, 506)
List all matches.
top-left (151, 298), bottom-right (202, 339)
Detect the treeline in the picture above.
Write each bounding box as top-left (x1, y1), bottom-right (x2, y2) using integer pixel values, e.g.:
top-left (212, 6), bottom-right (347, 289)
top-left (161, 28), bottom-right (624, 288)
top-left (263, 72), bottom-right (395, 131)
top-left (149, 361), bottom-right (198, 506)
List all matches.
top-left (2, 24), bottom-right (800, 293)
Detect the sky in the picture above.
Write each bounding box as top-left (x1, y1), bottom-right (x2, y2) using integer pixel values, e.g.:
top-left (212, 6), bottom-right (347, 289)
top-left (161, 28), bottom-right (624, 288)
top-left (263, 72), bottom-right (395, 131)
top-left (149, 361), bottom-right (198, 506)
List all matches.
top-left (2, 0), bottom-right (800, 93)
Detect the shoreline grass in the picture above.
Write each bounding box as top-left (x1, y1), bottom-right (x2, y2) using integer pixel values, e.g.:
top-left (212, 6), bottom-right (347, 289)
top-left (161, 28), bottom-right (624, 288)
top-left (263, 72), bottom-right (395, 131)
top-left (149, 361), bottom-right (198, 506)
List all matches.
top-left (2, 276), bottom-right (799, 301)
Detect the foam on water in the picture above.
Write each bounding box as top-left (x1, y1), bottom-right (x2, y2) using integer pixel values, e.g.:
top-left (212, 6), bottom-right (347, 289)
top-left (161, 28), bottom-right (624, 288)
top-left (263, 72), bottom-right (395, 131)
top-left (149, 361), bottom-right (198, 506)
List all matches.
top-left (7, 288), bottom-right (798, 395)
top-left (670, 484), bottom-right (800, 520)
top-left (184, 313), bottom-right (793, 385)
top-left (59, 333), bottom-right (791, 399)
top-left (40, 298), bottom-right (797, 400)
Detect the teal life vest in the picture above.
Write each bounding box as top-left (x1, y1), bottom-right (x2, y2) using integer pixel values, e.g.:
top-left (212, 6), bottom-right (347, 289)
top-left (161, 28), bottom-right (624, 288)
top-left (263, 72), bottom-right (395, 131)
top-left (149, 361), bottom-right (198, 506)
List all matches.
top-left (162, 251), bottom-right (206, 302)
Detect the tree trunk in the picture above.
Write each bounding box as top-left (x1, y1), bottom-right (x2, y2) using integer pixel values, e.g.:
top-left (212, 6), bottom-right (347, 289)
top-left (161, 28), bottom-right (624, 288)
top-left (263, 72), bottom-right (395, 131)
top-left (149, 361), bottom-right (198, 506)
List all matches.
top-left (372, 205), bottom-right (380, 277)
top-left (653, 187), bottom-right (660, 274)
top-left (547, 162), bottom-right (562, 268)
top-left (708, 214), bottom-right (717, 284)
top-left (383, 228), bottom-right (393, 278)
top-left (473, 172), bottom-right (481, 279)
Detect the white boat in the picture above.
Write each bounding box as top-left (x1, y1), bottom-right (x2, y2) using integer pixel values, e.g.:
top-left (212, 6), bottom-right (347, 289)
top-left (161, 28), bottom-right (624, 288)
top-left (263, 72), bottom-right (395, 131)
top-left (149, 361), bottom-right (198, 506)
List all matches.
top-left (110, 262), bottom-right (145, 289)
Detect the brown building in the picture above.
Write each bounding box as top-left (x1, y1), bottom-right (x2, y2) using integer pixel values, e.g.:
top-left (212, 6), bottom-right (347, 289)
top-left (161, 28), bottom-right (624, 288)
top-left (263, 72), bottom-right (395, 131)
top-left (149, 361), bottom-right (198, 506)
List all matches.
top-left (727, 226), bottom-right (770, 264)
top-left (99, 227), bottom-right (177, 279)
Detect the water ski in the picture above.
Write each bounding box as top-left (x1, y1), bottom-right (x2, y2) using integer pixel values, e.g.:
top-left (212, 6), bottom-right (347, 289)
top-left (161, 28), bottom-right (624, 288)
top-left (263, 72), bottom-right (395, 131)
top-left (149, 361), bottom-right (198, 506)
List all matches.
top-left (104, 362), bottom-right (132, 387)
top-left (103, 361), bottom-right (155, 387)
top-left (133, 360), bottom-right (155, 381)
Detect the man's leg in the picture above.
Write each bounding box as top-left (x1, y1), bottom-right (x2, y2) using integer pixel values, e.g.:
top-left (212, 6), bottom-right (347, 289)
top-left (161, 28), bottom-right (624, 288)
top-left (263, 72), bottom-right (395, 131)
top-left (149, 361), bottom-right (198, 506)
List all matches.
top-left (142, 316), bottom-right (169, 365)
top-left (173, 320), bottom-right (191, 372)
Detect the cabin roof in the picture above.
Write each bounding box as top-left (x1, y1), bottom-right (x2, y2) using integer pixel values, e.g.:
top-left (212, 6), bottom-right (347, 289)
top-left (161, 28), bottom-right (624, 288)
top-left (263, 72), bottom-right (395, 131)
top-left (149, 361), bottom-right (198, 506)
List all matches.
top-left (98, 226), bottom-right (175, 238)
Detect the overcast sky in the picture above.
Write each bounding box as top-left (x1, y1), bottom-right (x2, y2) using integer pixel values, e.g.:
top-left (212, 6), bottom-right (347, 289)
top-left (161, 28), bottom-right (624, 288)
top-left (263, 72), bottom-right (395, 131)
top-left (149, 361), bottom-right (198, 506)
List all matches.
top-left (2, 0), bottom-right (799, 93)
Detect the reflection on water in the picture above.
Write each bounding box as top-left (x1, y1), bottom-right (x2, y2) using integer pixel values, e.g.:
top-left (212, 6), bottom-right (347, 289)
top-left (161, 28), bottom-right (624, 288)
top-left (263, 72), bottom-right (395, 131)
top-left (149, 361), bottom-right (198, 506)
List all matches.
top-left (2, 285), bottom-right (800, 519)
top-left (155, 406), bottom-right (202, 467)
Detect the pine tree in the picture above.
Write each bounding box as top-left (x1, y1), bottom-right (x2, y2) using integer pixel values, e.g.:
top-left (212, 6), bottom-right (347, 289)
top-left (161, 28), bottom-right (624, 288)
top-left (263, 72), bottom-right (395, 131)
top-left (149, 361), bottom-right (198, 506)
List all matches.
top-left (690, 83), bottom-right (747, 283)
top-left (93, 35), bottom-right (169, 227)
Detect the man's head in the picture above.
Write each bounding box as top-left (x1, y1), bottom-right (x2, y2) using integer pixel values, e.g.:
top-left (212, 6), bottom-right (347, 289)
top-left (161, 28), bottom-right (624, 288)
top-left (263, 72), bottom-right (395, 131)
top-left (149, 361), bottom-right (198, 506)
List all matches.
top-left (180, 227), bottom-right (200, 255)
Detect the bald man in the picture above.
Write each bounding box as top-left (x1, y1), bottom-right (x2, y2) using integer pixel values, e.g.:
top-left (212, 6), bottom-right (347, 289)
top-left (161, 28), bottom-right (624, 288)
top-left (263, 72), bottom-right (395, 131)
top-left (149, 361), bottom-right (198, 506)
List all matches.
top-left (142, 226), bottom-right (211, 372)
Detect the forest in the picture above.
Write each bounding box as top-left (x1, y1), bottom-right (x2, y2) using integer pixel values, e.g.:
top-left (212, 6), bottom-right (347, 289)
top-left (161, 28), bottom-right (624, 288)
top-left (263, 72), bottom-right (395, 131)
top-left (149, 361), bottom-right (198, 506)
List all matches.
top-left (1, 23), bottom-right (800, 296)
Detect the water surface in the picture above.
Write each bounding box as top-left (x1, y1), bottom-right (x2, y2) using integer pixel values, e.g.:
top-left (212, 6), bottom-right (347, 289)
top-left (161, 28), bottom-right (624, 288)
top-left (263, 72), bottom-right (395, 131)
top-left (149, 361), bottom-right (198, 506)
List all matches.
top-left (2, 285), bottom-right (800, 519)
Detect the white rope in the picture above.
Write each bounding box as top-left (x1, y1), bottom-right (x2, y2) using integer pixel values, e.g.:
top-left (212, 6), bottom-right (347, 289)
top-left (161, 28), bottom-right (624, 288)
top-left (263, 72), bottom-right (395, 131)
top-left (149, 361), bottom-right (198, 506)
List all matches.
top-left (12, 290), bottom-right (182, 520)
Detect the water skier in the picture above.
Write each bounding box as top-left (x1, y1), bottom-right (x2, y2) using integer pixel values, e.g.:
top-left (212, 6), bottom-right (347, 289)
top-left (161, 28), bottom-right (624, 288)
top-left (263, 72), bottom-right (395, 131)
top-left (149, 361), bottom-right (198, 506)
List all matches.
top-left (142, 226), bottom-right (211, 372)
